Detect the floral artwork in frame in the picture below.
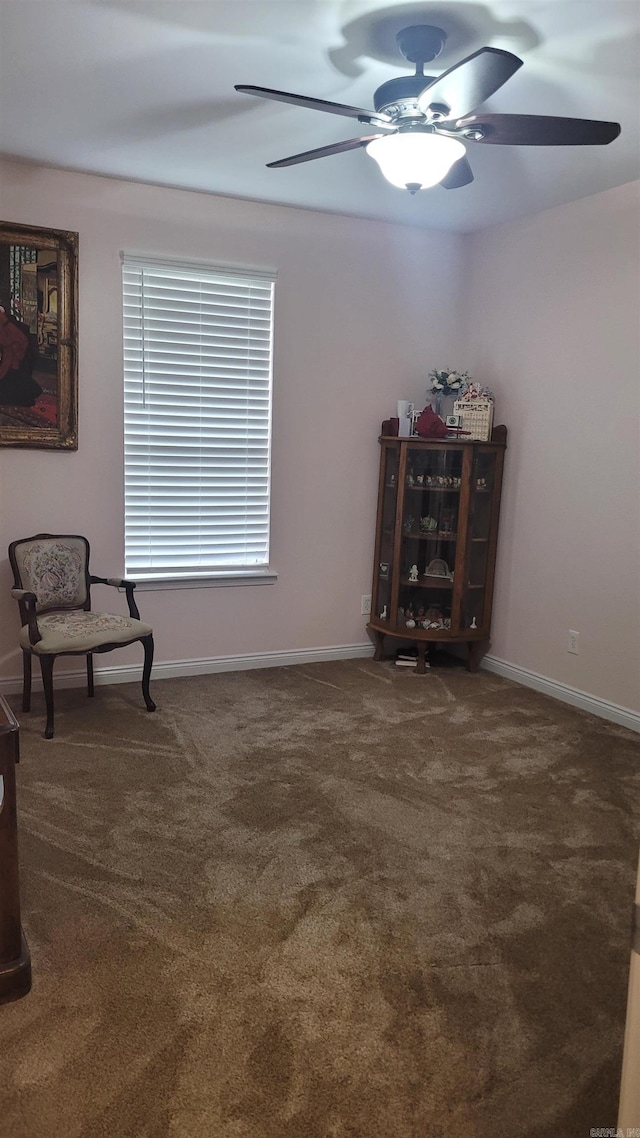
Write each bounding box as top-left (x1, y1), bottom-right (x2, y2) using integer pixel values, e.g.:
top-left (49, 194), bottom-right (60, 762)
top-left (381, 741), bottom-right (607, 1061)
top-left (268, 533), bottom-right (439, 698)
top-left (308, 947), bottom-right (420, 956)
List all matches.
top-left (0, 220), bottom-right (78, 449)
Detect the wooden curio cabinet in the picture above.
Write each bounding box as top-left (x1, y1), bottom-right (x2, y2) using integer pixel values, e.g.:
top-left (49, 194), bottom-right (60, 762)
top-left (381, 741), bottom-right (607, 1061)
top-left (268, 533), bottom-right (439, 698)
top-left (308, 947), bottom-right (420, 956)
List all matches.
top-left (368, 429), bottom-right (507, 673)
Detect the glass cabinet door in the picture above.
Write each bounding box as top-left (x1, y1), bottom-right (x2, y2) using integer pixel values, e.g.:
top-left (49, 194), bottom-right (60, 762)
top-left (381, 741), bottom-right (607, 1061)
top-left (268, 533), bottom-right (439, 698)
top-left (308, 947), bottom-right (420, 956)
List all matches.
top-left (462, 449), bottom-right (497, 633)
top-left (372, 445), bottom-right (399, 625)
top-left (398, 445), bottom-right (464, 636)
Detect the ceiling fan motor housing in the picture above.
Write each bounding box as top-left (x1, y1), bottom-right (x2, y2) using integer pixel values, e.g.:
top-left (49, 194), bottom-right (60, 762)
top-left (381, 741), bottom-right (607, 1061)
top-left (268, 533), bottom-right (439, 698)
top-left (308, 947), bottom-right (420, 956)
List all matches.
top-left (373, 26), bottom-right (450, 118)
top-left (373, 75), bottom-right (435, 115)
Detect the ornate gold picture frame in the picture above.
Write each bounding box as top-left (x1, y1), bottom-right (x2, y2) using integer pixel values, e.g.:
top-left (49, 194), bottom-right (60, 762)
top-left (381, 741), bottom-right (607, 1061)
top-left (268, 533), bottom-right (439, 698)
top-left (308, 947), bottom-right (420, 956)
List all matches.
top-left (0, 221), bottom-right (78, 449)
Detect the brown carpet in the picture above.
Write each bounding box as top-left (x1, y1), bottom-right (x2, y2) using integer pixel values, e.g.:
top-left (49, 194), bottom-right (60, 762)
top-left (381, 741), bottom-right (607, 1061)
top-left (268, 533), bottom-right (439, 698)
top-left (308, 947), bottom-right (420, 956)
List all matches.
top-left (1, 658), bottom-right (639, 1138)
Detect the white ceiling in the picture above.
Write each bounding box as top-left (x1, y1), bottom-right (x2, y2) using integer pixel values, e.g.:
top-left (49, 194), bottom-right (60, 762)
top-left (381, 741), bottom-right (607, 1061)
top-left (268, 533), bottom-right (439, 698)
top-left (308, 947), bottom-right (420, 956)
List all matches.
top-left (0, 1), bottom-right (638, 233)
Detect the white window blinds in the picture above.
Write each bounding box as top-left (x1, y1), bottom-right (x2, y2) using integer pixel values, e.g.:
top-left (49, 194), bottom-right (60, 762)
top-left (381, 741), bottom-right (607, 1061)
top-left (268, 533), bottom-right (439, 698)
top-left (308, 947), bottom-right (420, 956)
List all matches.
top-left (123, 255), bottom-right (275, 579)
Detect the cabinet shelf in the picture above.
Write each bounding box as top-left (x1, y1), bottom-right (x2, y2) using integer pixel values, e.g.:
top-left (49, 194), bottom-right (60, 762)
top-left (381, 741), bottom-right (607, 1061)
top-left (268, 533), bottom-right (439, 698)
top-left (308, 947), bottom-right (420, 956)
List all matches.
top-left (406, 486), bottom-right (460, 493)
top-left (402, 577), bottom-right (453, 589)
top-left (403, 532), bottom-right (457, 541)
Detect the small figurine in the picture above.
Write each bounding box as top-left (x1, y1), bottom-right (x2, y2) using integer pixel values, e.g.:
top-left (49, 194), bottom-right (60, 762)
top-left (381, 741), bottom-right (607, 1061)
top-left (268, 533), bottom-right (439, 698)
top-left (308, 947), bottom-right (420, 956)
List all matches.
top-left (469, 616), bottom-right (477, 629)
top-left (405, 618), bottom-right (416, 629)
top-left (439, 509), bottom-right (453, 534)
top-left (424, 558), bottom-right (452, 579)
top-left (380, 605), bottom-right (388, 620)
top-left (403, 515), bottom-right (415, 534)
top-left (416, 474), bottom-right (424, 485)
top-left (409, 564), bottom-right (419, 582)
top-left (406, 471), bottom-right (415, 487)
top-left (389, 474), bottom-right (396, 486)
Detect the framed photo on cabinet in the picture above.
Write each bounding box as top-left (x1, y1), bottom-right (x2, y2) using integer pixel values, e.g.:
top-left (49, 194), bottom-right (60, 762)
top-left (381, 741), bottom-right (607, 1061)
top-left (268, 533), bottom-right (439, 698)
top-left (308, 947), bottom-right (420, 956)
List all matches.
top-left (0, 220), bottom-right (78, 449)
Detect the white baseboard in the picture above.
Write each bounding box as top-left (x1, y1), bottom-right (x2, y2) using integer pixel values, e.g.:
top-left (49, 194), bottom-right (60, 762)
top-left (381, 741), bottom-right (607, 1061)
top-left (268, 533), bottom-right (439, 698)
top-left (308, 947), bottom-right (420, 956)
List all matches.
top-left (0, 642), bottom-right (375, 697)
top-left (2, 644), bottom-right (637, 735)
top-left (482, 654), bottom-right (640, 734)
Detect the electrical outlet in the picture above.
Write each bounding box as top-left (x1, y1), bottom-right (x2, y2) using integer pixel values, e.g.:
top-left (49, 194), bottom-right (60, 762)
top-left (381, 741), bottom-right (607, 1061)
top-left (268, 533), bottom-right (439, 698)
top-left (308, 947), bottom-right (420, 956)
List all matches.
top-left (361, 594), bottom-right (372, 616)
top-left (568, 630), bottom-right (579, 654)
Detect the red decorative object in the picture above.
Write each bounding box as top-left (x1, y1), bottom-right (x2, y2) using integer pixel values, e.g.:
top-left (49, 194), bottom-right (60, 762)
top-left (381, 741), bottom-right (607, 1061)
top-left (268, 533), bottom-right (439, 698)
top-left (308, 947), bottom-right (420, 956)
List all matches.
top-left (415, 406), bottom-right (447, 438)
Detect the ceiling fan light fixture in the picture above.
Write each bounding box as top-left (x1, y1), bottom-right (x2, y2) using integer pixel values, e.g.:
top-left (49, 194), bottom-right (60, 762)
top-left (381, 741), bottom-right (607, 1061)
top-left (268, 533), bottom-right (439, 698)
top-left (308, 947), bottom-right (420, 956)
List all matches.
top-left (366, 131), bottom-right (466, 191)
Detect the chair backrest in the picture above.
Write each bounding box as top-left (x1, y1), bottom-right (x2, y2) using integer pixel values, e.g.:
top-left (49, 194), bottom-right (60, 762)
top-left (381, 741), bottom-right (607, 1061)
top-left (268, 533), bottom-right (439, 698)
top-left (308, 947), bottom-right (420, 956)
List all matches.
top-left (8, 534), bottom-right (91, 613)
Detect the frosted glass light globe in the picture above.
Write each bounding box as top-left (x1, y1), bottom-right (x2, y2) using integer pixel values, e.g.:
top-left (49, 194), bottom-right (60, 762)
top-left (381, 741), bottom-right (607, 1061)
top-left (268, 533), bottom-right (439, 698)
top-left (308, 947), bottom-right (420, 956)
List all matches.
top-left (366, 132), bottom-right (466, 191)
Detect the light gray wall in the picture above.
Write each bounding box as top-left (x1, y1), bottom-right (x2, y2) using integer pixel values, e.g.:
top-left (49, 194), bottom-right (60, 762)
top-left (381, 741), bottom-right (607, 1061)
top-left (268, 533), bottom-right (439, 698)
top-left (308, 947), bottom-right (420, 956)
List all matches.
top-left (1, 159), bottom-right (637, 713)
top-left (0, 159), bottom-right (464, 680)
top-left (462, 181), bottom-right (640, 711)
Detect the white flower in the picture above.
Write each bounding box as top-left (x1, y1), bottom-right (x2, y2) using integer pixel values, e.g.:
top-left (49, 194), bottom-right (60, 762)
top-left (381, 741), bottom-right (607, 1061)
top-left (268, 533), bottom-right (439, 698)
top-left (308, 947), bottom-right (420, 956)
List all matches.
top-left (427, 367), bottom-right (472, 400)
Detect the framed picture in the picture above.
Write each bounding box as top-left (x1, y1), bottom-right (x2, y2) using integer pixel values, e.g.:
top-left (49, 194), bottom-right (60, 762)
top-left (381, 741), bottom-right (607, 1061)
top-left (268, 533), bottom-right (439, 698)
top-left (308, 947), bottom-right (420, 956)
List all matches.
top-left (0, 220), bottom-right (78, 449)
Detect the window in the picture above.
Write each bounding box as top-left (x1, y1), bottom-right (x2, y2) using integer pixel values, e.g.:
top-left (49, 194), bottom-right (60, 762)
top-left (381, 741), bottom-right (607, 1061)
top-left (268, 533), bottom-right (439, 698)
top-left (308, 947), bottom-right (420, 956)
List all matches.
top-left (123, 255), bottom-right (275, 583)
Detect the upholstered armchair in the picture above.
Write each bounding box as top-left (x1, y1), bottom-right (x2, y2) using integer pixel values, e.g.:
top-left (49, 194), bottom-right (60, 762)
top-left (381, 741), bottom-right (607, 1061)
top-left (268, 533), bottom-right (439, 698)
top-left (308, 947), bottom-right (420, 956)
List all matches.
top-left (8, 534), bottom-right (156, 739)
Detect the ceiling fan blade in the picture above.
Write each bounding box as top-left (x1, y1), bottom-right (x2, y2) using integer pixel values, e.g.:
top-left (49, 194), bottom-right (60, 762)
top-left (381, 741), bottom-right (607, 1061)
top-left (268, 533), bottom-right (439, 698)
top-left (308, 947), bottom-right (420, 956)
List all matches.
top-left (417, 47), bottom-right (523, 120)
top-left (235, 85), bottom-right (393, 128)
top-left (439, 157), bottom-right (474, 189)
top-left (266, 134), bottom-right (385, 168)
top-left (452, 113), bottom-right (622, 145)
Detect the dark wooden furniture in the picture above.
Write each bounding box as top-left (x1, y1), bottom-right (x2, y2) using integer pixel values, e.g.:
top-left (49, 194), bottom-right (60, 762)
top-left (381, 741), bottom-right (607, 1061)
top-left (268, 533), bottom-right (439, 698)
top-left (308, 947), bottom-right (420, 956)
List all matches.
top-left (0, 694), bottom-right (31, 1004)
top-left (9, 534), bottom-right (156, 739)
top-left (368, 429), bottom-right (507, 673)
top-left (618, 850), bottom-right (640, 1129)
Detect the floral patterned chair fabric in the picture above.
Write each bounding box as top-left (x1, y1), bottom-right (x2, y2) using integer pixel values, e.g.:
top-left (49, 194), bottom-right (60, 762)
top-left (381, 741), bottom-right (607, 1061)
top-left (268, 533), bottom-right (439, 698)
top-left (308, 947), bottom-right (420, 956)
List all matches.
top-left (11, 536), bottom-right (88, 611)
top-left (8, 533), bottom-right (155, 739)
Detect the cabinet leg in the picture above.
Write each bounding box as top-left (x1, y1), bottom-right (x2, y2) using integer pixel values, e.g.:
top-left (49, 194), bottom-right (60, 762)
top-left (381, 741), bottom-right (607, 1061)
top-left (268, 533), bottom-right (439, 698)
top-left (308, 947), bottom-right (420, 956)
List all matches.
top-left (372, 631), bottom-right (385, 662)
top-left (467, 641), bottom-right (486, 673)
top-left (416, 642), bottom-right (428, 674)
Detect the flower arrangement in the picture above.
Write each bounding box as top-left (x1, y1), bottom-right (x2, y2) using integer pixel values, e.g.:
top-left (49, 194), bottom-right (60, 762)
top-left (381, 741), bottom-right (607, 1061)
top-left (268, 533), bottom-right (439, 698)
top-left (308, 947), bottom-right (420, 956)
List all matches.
top-left (427, 368), bottom-right (470, 398)
top-left (458, 382), bottom-right (494, 402)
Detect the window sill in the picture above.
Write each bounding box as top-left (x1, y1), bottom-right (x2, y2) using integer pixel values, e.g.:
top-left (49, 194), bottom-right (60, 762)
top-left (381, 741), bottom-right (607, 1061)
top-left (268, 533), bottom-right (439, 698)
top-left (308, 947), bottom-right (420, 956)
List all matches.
top-left (132, 569), bottom-right (278, 592)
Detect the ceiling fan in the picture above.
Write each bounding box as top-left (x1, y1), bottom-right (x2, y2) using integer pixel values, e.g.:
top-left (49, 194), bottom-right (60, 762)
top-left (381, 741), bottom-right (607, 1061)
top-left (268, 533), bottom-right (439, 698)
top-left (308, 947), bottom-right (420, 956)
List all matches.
top-left (235, 24), bottom-right (621, 193)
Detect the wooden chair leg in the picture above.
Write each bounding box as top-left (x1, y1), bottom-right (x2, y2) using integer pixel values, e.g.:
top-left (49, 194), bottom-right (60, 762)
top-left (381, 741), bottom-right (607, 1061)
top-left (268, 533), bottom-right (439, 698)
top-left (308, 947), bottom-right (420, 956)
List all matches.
top-left (87, 654), bottom-right (94, 698)
top-left (21, 651), bottom-right (32, 713)
top-left (141, 635), bottom-right (156, 712)
top-left (38, 656), bottom-right (56, 739)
